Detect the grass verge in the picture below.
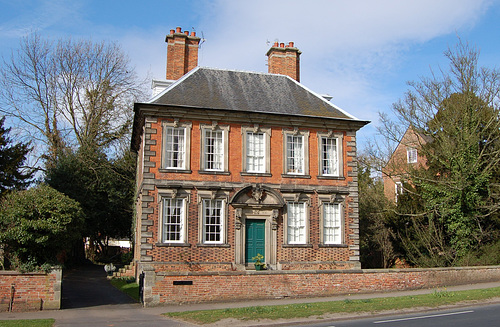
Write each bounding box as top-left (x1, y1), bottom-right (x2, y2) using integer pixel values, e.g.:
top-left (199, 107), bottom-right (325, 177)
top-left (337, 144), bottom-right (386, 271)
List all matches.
top-left (109, 277), bottom-right (140, 302)
top-left (165, 287), bottom-right (500, 324)
top-left (0, 319), bottom-right (55, 327)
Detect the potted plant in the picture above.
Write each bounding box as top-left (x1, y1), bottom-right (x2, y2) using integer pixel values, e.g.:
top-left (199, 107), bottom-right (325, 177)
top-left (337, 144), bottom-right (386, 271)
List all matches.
top-left (252, 253), bottom-right (266, 270)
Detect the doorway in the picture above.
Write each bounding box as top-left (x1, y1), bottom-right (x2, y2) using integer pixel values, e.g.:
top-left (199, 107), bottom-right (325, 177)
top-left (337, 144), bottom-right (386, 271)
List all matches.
top-left (245, 219), bottom-right (265, 264)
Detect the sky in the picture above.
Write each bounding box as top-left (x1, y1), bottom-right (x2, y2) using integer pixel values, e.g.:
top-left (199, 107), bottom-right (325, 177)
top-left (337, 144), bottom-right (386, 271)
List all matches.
top-left (1, 0), bottom-right (500, 149)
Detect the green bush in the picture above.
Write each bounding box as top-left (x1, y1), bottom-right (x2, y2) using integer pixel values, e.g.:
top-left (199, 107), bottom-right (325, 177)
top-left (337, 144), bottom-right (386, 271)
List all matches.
top-left (0, 184), bottom-right (83, 271)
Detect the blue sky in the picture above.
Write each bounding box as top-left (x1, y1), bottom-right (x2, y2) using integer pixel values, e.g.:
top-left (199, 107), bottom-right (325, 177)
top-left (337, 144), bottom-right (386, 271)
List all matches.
top-left (1, 0), bottom-right (499, 148)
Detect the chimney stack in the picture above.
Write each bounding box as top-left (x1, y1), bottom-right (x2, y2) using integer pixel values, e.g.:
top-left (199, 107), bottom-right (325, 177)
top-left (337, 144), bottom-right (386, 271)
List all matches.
top-left (165, 27), bottom-right (201, 80)
top-left (266, 41), bottom-right (301, 82)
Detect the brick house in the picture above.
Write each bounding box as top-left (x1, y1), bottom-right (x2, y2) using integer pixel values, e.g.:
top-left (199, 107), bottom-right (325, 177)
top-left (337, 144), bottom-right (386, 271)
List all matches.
top-left (131, 27), bottom-right (368, 304)
top-left (383, 127), bottom-right (428, 202)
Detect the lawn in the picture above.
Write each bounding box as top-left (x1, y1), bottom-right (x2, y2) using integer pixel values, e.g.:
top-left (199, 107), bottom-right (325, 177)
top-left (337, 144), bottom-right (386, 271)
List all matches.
top-left (165, 286), bottom-right (500, 324)
top-left (0, 320), bottom-right (54, 327)
top-left (109, 277), bottom-right (140, 302)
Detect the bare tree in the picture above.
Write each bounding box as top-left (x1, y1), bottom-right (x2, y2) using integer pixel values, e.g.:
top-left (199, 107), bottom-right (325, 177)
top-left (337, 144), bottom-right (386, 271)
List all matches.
top-left (0, 33), bottom-right (145, 168)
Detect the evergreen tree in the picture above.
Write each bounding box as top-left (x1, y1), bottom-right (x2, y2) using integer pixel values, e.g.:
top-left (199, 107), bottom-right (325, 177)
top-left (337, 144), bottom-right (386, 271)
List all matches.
top-left (0, 117), bottom-right (32, 197)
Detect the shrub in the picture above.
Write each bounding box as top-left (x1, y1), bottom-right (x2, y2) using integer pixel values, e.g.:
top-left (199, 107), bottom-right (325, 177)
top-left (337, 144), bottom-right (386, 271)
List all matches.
top-left (0, 184), bottom-right (83, 270)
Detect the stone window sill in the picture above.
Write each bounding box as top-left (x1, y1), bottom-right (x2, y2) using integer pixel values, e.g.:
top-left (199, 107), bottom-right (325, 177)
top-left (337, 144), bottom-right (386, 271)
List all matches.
top-left (240, 172), bottom-right (272, 177)
top-left (282, 244), bottom-right (313, 248)
top-left (196, 243), bottom-right (231, 248)
top-left (198, 170), bottom-right (231, 175)
top-left (281, 174), bottom-right (311, 179)
top-left (317, 175), bottom-right (345, 180)
top-left (318, 244), bottom-right (348, 248)
top-left (155, 242), bottom-right (191, 247)
top-left (159, 169), bottom-right (192, 174)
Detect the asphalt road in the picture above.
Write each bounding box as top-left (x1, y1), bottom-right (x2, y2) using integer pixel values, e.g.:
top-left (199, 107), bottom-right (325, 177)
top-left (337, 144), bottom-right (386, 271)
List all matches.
top-left (285, 302), bottom-right (500, 327)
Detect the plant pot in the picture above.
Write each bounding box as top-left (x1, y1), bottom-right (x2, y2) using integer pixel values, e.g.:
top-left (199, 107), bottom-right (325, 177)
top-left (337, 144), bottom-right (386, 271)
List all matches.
top-left (255, 264), bottom-right (262, 271)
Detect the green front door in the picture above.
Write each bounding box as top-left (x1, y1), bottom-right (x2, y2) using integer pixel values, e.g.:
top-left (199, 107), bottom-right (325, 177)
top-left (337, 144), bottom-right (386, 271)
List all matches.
top-left (245, 219), bottom-right (265, 264)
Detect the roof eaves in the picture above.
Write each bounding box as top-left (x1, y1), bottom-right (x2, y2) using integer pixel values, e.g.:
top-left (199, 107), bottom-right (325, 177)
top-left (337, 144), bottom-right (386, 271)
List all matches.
top-left (134, 102), bottom-right (369, 127)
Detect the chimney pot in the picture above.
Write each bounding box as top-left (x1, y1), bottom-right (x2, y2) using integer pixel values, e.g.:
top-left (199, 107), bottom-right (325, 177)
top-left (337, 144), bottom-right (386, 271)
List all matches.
top-left (267, 40), bottom-right (301, 82)
top-left (166, 27), bottom-right (201, 80)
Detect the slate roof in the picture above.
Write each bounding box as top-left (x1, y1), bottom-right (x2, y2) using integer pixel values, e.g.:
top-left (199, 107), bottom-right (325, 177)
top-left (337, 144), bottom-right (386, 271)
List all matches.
top-left (149, 67), bottom-right (358, 120)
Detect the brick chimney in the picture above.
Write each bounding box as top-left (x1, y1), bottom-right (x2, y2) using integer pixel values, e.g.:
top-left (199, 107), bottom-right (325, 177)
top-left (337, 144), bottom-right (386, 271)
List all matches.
top-left (266, 41), bottom-right (301, 82)
top-left (165, 27), bottom-right (201, 80)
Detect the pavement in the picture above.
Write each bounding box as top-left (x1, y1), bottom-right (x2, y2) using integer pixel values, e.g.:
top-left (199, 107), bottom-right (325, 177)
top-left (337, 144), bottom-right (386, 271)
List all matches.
top-left (1, 264), bottom-right (500, 326)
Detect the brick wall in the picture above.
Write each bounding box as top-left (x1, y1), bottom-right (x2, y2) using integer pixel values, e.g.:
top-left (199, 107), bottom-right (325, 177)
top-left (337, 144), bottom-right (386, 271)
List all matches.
top-left (142, 266), bottom-right (500, 306)
top-left (0, 269), bottom-right (61, 312)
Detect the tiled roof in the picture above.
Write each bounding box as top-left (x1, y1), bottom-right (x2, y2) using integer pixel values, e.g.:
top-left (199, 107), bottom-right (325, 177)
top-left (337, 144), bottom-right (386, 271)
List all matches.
top-left (150, 67), bottom-right (358, 120)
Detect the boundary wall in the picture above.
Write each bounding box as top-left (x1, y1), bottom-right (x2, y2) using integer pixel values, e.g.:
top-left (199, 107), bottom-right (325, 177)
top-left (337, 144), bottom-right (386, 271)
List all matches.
top-left (140, 265), bottom-right (500, 306)
top-left (0, 269), bottom-right (62, 312)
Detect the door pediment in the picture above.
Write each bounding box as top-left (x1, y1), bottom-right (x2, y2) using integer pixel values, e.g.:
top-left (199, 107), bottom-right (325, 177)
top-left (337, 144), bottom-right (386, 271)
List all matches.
top-left (230, 185), bottom-right (285, 208)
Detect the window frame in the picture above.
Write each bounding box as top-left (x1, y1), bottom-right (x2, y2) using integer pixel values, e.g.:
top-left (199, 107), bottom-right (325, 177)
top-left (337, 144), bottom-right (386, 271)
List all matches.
top-left (200, 123), bottom-right (230, 173)
top-left (241, 125), bottom-right (271, 175)
top-left (157, 189), bottom-right (190, 246)
top-left (160, 197), bottom-right (186, 243)
top-left (286, 202), bottom-right (307, 244)
top-left (161, 120), bottom-right (192, 172)
top-left (321, 202), bottom-right (343, 245)
top-left (317, 131), bottom-right (343, 178)
top-left (407, 147), bottom-right (418, 164)
top-left (202, 199), bottom-right (224, 244)
top-left (197, 190), bottom-right (229, 246)
top-left (282, 193), bottom-right (311, 246)
top-left (282, 129), bottom-right (309, 177)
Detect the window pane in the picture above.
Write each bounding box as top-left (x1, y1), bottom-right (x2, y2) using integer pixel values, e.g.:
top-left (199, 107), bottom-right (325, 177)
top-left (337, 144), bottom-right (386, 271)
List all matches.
top-left (205, 130), bottom-right (224, 170)
top-left (323, 203), bottom-right (341, 244)
top-left (287, 202), bottom-right (306, 244)
top-left (246, 132), bottom-right (265, 172)
top-left (286, 135), bottom-right (304, 174)
top-left (163, 198), bottom-right (184, 242)
top-left (203, 199), bottom-right (223, 243)
top-left (165, 127), bottom-right (185, 169)
top-left (321, 137), bottom-right (338, 175)
top-left (407, 147), bottom-right (417, 163)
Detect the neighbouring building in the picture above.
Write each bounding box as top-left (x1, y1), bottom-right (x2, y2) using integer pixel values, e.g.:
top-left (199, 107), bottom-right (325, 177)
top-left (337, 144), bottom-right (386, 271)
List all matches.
top-left (131, 27), bottom-right (368, 305)
top-left (383, 127), bottom-right (428, 202)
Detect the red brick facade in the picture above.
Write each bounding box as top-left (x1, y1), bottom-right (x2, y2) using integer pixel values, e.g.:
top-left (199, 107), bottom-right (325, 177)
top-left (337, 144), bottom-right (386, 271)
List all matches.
top-left (383, 127), bottom-right (428, 202)
top-left (136, 117), bottom-right (360, 272)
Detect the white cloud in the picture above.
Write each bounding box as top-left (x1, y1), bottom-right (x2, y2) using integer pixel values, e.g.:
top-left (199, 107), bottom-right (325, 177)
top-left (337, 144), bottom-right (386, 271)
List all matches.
top-left (0, 0), bottom-right (85, 39)
top-left (182, 0), bottom-right (491, 136)
top-left (197, 0), bottom-right (488, 65)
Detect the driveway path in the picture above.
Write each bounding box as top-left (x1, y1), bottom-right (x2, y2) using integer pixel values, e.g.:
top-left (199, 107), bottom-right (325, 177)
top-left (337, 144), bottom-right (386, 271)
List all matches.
top-left (61, 264), bottom-right (136, 309)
